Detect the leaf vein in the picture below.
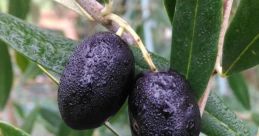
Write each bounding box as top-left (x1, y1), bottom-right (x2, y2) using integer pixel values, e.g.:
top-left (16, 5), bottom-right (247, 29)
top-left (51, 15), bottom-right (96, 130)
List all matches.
top-left (205, 111), bottom-right (237, 134)
top-left (186, 0), bottom-right (199, 79)
top-left (224, 33), bottom-right (259, 75)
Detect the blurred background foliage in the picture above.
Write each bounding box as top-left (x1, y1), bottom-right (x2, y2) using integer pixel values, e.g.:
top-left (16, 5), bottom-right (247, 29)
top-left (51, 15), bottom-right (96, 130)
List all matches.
top-left (0, 0), bottom-right (259, 136)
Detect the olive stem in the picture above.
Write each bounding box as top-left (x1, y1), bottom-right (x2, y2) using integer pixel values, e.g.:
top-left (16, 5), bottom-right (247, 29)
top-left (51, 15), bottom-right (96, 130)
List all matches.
top-left (106, 14), bottom-right (157, 71)
top-left (74, 1), bottom-right (95, 21)
top-left (198, 77), bottom-right (214, 116)
top-left (37, 64), bottom-right (59, 84)
top-left (116, 27), bottom-right (124, 37)
top-left (215, 0), bottom-right (233, 75)
top-left (104, 121), bottom-right (120, 136)
top-left (75, 0), bottom-right (157, 71)
top-left (37, 64), bottom-right (121, 136)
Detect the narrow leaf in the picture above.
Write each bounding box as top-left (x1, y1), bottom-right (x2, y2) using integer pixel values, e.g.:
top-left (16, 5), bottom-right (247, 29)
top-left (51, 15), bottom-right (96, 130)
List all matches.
top-left (9, 0), bottom-right (31, 72)
top-left (57, 119), bottom-right (94, 136)
top-left (0, 41), bottom-right (13, 110)
top-left (228, 73), bottom-right (251, 110)
top-left (8, 0), bottom-right (31, 19)
top-left (0, 12), bottom-right (76, 74)
top-left (13, 102), bottom-right (25, 118)
top-left (170, 0), bottom-right (223, 98)
top-left (15, 53), bottom-right (29, 72)
top-left (252, 112), bottom-right (259, 126)
top-left (39, 107), bottom-right (61, 128)
top-left (163, 0), bottom-right (176, 23)
top-left (201, 93), bottom-right (256, 136)
top-left (0, 121), bottom-right (30, 136)
top-left (222, 0), bottom-right (259, 75)
top-left (21, 107), bottom-right (39, 133)
top-left (57, 122), bottom-right (71, 136)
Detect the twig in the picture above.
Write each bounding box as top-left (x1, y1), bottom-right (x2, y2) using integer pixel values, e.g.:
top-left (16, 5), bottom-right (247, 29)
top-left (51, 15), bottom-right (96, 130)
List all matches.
top-left (198, 77), bottom-right (214, 116)
top-left (104, 121), bottom-right (120, 136)
top-left (37, 64), bottom-right (121, 136)
top-left (198, 0), bottom-right (233, 116)
top-left (75, 0), bottom-right (157, 71)
top-left (215, 0), bottom-right (234, 75)
top-left (37, 64), bottom-right (59, 84)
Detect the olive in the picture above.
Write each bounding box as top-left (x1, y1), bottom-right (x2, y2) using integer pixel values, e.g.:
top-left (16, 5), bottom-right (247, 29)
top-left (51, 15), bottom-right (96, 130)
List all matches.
top-left (58, 32), bottom-right (134, 129)
top-left (129, 71), bottom-right (201, 136)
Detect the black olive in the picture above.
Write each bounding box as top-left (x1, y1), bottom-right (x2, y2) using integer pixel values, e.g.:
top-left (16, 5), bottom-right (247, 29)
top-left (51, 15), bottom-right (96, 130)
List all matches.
top-left (129, 71), bottom-right (201, 136)
top-left (58, 32), bottom-right (134, 129)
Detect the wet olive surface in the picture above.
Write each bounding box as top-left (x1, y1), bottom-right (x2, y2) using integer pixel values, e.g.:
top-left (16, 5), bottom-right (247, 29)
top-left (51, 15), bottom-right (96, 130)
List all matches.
top-left (58, 32), bottom-right (134, 129)
top-left (129, 71), bottom-right (201, 136)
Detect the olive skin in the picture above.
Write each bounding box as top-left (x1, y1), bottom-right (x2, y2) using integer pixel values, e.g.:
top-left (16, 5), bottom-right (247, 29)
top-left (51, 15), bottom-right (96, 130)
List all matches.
top-left (58, 32), bottom-right (134, 129)
top-left (128, 71), bottom-right (201, 136)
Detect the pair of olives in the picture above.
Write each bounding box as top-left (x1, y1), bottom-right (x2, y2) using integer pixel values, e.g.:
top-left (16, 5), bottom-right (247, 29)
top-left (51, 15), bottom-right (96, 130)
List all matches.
top-left (58, 32), bottom-right (201, 135)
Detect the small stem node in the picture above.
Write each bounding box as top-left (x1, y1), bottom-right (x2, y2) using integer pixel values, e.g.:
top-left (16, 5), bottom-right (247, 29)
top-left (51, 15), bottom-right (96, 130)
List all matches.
top-left (116, 27), bottom-right (124, 37)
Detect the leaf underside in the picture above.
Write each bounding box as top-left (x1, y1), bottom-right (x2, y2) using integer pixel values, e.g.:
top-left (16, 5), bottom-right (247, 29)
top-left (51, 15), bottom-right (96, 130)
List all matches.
top-left (201, 93), bottom-right (256, 136)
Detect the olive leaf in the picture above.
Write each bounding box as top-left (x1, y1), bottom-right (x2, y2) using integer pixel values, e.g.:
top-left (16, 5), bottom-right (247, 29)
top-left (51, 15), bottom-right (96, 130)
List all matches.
top-left (167, 0), bottom-right (223, 98)
top-left (228, 73), bottom-right (251, 110)
top-left (0, 42), bottom-right (13, 110)
top-left (201, 93), bottom-right (256, 136)
top-left (0, 121), bottom-right (30, 136)
top-left (163, 0), bottom-right (176, 23)
top-left (222, 0), bottom-right (259, 75)
top-left (8, 0), bottom-right (31, 72)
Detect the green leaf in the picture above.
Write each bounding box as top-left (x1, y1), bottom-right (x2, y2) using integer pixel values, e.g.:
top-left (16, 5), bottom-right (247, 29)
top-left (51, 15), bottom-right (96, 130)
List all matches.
top-left (228, 73), bottom-right (251, 110)
top-left (163, 0), bottom-right (176, 23)
top-left (57, 122), bottom-right (71, 136)
top-left (15, 53), bottom-right (29, 72)
top-left (13, 102), bottom-right (25, 118)
top-left (0, 41), bottom-right (13, 110)
top-left (39, 106), bottom-right (62, 134)
top-left (39, 107), bottom-right (61, 128)
top-left (252, 112), bottom-right (259, 126)
top-left (8, 0), bottom-right (31, 19)
top-left (21, 107), bottom-right (39, 133)
top-left (0, 12), bottom-right (76, 74)
top-left (57, 120), bottom-right (94, 136)
top-left (0, 121), bottom-right (30, 136)
top-left (201, 93), bottom-right (256, 136)
top-left (9, 0), bottom-right (31, 72)
top-left (222, 0), bottom-right (259, 75)
top-left (170, 0), bottom-right (223, 98)
top-left (69, 129), bottom-right (93, 136)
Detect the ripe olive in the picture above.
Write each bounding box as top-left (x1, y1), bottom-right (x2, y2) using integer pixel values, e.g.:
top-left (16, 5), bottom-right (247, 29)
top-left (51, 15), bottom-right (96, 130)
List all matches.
top-left (58, 32), bottom-right (134, 129)
top-left (129, 71), bottom-right (201, 136)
